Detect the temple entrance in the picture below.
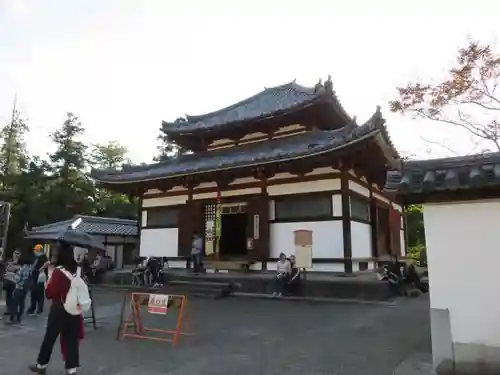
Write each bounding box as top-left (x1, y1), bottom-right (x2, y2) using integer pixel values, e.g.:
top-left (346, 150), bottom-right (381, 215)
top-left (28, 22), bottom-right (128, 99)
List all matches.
top-left (219, 212), bottom-right (248, 256)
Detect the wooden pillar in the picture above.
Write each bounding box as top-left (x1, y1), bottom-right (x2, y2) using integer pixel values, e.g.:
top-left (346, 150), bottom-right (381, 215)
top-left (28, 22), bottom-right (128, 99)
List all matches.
top-left (341, 170), bottom-right (353, 274)
top-left (402, 205), bottom-right (409, 256)
top-left (137, 196), bottom-right (143, 261)
top-left (369, 188), bottom-right (379, 259)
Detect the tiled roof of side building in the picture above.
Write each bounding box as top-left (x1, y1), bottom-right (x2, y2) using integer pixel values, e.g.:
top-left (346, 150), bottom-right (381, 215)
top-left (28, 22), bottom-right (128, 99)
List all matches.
top-left (29, 215), bottom-right (138, 237)
top-left (93, 107), bottom-right (398, 184)
top-left (385, 152), bottom-right (500, 194)
top-left (161, 78), bottom-right (351, 134)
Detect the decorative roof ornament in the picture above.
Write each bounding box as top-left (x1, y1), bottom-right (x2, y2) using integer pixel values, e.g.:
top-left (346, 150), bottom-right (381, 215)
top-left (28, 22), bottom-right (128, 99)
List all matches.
top-left (313, 78), bottom-right (323, 93)
top-left (324, 75), bottom-right (333, 93)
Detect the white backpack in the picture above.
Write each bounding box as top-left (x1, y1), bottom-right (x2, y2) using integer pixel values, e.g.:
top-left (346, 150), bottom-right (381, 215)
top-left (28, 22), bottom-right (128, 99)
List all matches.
top-left (58, 267), bottom-right (92, 315)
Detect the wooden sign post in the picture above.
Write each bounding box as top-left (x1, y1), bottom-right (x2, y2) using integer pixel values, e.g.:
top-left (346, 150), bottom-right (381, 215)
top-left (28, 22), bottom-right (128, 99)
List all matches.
top-left (117, 292), bottom-right (191, 347)
top-left (82, 288), bottom-right (97, 330)
top-left (293, 229), bottom-right (313, 298)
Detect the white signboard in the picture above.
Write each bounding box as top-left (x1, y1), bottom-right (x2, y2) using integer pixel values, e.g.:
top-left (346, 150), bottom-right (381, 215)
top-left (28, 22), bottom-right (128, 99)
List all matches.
top-left (294, 245), bottom-right (313, 269)
top-left (148, 294), bottom-right (170, 315)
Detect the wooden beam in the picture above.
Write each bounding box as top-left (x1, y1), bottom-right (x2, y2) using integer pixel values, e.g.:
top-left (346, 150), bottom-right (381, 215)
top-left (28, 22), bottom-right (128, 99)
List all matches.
top-left (341, 169), bottom-right (353, 273)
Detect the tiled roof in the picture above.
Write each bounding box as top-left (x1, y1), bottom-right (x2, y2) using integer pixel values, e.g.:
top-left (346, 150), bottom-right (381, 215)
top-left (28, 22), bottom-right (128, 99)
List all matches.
top-left (162, 79), bottom-right (350, 134)
top-left (385, 152), bottom-right (500, 195)
top-left (29, 215), bottom-right (138, 237)
top-left (92, 107), bottom-right (397, 184)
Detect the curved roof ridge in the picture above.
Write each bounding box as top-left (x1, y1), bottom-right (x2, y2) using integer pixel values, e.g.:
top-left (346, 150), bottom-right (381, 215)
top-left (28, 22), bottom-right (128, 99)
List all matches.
top-left (403, 151), bottom-right (500, 169)
top-left (177, 81), bottom-right (317, 124)
top-left (77, 215), bottom-right (137, 225)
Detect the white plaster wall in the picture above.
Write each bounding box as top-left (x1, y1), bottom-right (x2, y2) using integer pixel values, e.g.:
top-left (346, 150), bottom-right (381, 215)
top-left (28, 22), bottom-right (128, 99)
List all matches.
top-left (373, 192), bottom-right (390, 204)
top-left (423, 200), bottom-right (500, 348)
top-left (168, 260), bottom-right (186, 269)
top-left (348, 181), bottom-right (370, 197)
top-left (267, 179), bottom-right (341, 196)
top-left (143, 195), bottom-right (187, 207)
top-left (221, 187), bottom-right (261, 197)
top-left (269, 221), bottom-right (343, 259)
top-left (266, 261), bottom-right (344, 272)
top-left (332, 194), bottom-right (342, 216)
top-left (140, 228), bottom-right (179, 257)
top-left (400, 229), bottom-right (406, 256)
top-left (351, 222), bottom-right (372, 258)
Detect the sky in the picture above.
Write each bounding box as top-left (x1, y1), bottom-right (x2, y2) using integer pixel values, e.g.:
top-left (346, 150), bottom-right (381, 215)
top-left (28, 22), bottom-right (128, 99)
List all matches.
top-left (0, 0), bottom-right (498, 164)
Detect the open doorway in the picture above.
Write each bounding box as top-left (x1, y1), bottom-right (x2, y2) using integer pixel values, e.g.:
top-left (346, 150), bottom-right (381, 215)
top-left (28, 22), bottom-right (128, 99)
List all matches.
top-left (219, 213), bottom-right (247, 257)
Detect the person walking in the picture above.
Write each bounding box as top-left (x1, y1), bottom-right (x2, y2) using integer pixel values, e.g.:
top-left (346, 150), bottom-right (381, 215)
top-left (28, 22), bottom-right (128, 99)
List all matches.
top-left (6, 254), bottom-right (32, 324)
top-left (29, 242), bottom-right (83, 375)
top-left (2, 250), bottom-right (21, 317)
top-left (190, 232), bottom-right (203, 275)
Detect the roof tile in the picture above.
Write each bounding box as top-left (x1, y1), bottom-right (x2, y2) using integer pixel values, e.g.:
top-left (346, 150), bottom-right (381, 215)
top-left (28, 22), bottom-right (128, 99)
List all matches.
top-left (30, 215), bottom-right (138, 237)
top-left (385, 152), bottom-right (500, 195)
top-left (93, 109), bottom-right (393, 184)
top-left (162, 81), bottom-right (329, 133)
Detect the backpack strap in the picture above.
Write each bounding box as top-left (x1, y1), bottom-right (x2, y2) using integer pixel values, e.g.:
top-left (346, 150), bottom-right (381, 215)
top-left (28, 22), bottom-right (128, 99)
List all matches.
top-left (58, 267), bottom-right (75, 280)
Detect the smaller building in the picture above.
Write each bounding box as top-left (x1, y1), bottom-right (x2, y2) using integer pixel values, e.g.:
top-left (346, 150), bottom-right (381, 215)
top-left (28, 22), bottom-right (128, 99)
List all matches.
top-left (28, 215), bottom-right (139, 268)
top-left (387, 152), bottom-right (500, 374)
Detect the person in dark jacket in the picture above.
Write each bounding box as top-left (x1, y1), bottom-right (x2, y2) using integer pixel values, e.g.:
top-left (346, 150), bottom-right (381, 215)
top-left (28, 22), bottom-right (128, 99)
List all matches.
top-left (27, 245), bottom-right (49, 316)
top-left (386, 254), bottom-right (403, 296)
top-left (29, 242), bottom-right (82, 374)
top-left (2, 250), bottom-right (21, 316)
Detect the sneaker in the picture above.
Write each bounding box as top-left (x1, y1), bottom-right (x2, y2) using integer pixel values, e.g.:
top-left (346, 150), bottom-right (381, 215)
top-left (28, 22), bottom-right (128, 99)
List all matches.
top-left (28, 364), bottom-right (47, 374)
top-left (277, 293), bottom-right (282, 297)
top-left (28, 312), bottom-right (37, 317)
top-left (271, 292), bottom-right (277, 298)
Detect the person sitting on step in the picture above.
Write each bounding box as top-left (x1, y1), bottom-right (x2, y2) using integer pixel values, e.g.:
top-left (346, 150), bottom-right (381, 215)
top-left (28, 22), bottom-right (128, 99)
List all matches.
top-left (272, 253), bottom-right (291, 298)
top-left (287, 255), bottom-right (301, 296)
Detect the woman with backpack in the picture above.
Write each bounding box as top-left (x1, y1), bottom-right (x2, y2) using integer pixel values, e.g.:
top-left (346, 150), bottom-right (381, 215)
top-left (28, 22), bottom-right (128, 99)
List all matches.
top-left (29, 242), bottom-right (88, 375)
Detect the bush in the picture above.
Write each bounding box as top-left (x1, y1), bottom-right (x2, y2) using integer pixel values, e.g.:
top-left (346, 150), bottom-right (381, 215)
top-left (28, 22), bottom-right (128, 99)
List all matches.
top-left (407, 245), bottom-right (425, 264)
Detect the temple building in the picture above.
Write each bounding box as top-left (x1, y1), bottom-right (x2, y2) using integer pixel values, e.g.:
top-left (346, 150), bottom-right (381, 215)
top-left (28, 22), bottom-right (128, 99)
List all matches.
top-left (92, 77), bottom-right (405, 273)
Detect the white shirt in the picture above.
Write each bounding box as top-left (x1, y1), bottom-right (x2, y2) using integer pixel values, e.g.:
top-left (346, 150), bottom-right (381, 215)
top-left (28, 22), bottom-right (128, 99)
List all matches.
top-left (277, 260), bottom-right (291, 275)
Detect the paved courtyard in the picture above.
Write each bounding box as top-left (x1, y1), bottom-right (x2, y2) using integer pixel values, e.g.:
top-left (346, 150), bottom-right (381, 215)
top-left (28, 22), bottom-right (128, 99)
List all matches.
top-left (0, 290), bottom-right (431, 375)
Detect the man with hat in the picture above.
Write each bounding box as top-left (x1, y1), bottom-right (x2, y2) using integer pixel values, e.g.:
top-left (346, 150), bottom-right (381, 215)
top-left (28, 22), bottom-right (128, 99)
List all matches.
top-left (27, 245), bottom-right (49, 316)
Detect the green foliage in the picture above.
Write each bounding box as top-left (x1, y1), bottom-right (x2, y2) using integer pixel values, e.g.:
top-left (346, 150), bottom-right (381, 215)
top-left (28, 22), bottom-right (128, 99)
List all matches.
top-left (406, 204), bottom-right (425, 247)
top-left (0, 109), bottom-right (138, 252)
top-left (154, 120), bottom-right (191, 162)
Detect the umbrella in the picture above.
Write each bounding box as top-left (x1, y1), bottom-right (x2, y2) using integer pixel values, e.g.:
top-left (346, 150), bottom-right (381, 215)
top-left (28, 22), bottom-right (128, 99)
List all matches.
top-left (26, 221), bottom-right (106, 252)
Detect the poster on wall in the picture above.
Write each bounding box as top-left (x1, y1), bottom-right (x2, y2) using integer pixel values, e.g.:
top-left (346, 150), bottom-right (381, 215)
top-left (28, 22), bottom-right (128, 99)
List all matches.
top-left (293, 229), bottom-right (313, 269)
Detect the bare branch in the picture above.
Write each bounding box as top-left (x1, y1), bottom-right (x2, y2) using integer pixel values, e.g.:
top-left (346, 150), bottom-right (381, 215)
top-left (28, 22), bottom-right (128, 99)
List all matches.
top-left (390, 40), bottom-right (500, 153)
top-left (419, 137), bottom-right (461, 156)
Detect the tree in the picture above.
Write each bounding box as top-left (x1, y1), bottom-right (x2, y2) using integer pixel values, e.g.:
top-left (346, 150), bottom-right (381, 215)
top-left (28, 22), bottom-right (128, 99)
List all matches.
top-left (89, 141), bottom-right (138, 218)
top-left (390, 41), bottom-right (500, 151)
top-left (46, 112), bottom-right (94, 220)
top-left (154, 118), bottom-right (190, 162)
top-left (406, 204), bottom-right (425, 248)
top-left (89, 141), bottom-right (129, 170)
top-left (50, 112), bottom-right (87, 175)
top-left (0, 104), bottom-right (29, 186)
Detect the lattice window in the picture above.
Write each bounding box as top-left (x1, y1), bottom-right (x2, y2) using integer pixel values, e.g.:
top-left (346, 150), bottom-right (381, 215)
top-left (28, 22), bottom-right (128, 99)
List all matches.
top-left (205, 204), bottom-right (216, 240)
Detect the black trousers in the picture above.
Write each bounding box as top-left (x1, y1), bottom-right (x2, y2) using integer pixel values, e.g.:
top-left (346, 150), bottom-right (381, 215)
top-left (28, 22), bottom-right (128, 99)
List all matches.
top-left (28, 283), bottom-right (45, 314)
top-left (8, 288), bottom-right (27, 321)
top-left (3, 282), bottom-right (14, 314)
top-left (37, 305), bottom-right (80, 369)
